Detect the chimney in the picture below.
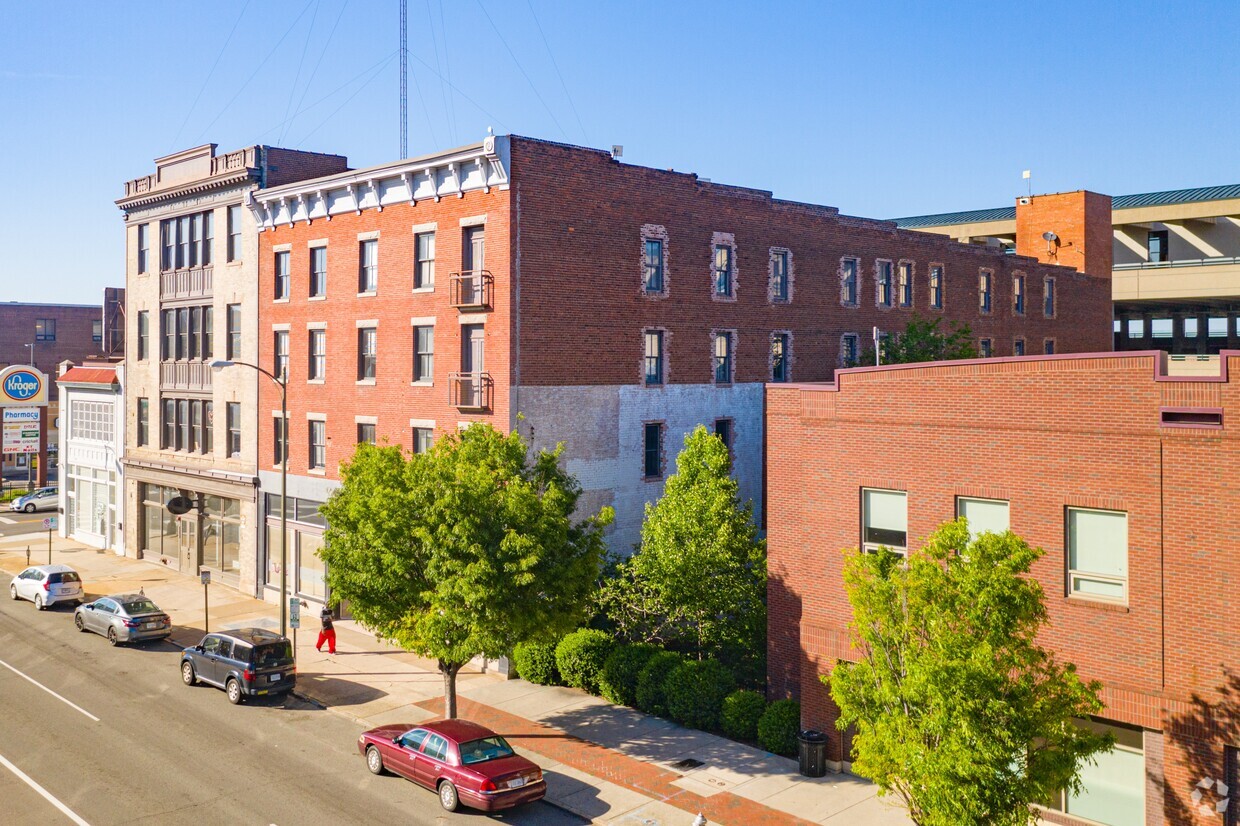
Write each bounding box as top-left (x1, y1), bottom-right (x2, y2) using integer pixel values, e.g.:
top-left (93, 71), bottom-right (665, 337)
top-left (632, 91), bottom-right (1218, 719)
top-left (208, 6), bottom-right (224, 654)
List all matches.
top-left (1015, 190), bottom-right (1112, 277)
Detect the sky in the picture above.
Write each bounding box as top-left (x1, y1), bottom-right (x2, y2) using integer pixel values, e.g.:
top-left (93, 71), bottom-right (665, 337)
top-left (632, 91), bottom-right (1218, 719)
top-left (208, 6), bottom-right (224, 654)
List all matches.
top-left (1, 0), bottom-right (1238, 304)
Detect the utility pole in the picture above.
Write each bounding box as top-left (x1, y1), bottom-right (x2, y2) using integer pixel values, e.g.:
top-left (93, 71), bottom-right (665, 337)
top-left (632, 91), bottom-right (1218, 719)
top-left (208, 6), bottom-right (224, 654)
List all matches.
top-left (399, 0), bottom-right (408, 158)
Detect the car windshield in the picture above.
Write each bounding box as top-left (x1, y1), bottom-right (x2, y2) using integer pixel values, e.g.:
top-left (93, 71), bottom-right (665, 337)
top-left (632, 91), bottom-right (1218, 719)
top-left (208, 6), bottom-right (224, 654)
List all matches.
top-left (458, 736), bottom-right (516, 765)
top-left (253, 642), bottom-right (293, 668)
top-left (121, 599), bottom-right (158, 614)
top-left (48, 572), bottom-right (80, 584)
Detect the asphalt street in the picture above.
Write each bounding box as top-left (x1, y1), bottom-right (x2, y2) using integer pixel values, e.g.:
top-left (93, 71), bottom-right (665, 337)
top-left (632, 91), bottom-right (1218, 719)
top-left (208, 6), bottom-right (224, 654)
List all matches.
top-left (0, 589), bottom-right (584, 826)
top-left (0, 508), bottom-right (52, 540)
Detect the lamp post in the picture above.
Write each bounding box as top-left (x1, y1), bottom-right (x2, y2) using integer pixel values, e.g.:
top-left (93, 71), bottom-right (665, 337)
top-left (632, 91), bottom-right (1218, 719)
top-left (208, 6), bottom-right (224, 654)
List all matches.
top-left (210, 359), bottom-right (289, 638)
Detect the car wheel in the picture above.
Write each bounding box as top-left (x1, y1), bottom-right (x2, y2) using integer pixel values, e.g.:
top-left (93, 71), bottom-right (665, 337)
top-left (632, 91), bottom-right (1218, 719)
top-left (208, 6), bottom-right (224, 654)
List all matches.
top-left (23, 503), bottom-right (35, 513)
top-left (107, 627), bottom-right (118, 646)
top-left (365, 745), bottom-right (386, 775)
top-left (74, 614), bottom-right (85, 632)
top-left (34, 594), bottom-right (44, 610)
top-left (226, 678), bottom-right (242, 705)
top-left (181, 661), bottom-right (197, 686)
top-left (8, 586), bottom-right (16, 601)
top-left (438, 781), bottom-right (459, 812)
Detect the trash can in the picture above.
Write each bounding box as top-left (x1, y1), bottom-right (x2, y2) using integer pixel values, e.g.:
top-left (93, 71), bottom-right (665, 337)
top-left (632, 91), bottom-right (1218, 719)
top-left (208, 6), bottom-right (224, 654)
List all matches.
top-left (797, 729), bottom-right (828, 777)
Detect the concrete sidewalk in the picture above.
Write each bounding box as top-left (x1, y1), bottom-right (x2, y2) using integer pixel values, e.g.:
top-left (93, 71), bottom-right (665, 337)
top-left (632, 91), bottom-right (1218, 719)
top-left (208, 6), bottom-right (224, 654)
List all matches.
top-left (0, 535), bottom-right (911, 826)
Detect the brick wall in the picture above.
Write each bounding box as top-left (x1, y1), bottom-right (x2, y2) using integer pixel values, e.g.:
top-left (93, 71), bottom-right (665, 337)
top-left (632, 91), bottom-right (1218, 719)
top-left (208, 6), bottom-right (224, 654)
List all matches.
top-left (0, 303), bottom-right (106, 401)
top-left (263, 147), bottom-right (349, 188)
top-left (1015, 190), bottom-right (1114, 278)
top-left (766, 351), bottom-right (1240, 825)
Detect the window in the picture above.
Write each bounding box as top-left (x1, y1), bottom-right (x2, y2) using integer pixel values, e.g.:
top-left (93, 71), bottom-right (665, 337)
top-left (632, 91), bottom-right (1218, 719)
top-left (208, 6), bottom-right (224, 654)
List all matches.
top-left (309, 247), bottom-right (326, 297)
top-left (359, 239), bottom-right (378, 292)
top-left (309, 420), bottom-right (326, 470)
top-left (90, 319), bottom-right (102, 344)
top-left (1127, 319), bottom-right (1145, 339)
top-left (771, 249), bottom-right (790, 302)
top-left (841, 333), bottom-right (859, 366)
top-left (413, 427), bottom-right (434, 454)
top-left (274, 331), bottom-right (289, 380)
top-left (162, 400), bottom-right (175, 449)
top-left (178, 399), bottom-right (190, 452)
top-left (202, 401), bottom-right (213, 454)
top-left (1151, 318), bottom-right (1173, 339)
top-left (137, 224), bottom-right (149, 274)
top-left (137, 311), bottom-right (149, 360)
top-left (1067, 508), bottom-right (1128, 602)
top-left (1184, 317), bottom-right (1198, 338)
top-left (226, 305), bottom-right (241, 359)
top-left (308, 330), bottom-right (326, 381)
top-left (643, 238), bottom-right (664, 294)
top-left (978, 270), bottom-right (992, 314)
top-left (876, 261), bottom-right (893, 307)
top-left (1044, 277), bottom-right (1056, 317)
top-left (644, 331), bottom-right (664, 386)
top-left (956, 497), bottom-right (1009, 543)
top-left (35, 318), bottom-right (56, 341)
top-left (203, 306), bottom-right (213, 359)
top-left (929, 265), bottom-right (943, 309)
top-left (1013, 273), bottom-right (1025, 315)
top-left (713, 333), bottom-right (732, 383)
top-left (273, 416), bottom-right (287, 465)
top-left (358, 327), bottom-right (377, 380)
top-left (70, 399), bottom-right (115, 442)
top-left (274, 251), bottom-right (290, 300)
top-left (159, 210), bottom-right (213, 269)
top-left (713, 244), bottom-right (733, 297)
top-left (1048, 720), bottom-right (1144, 825)
top-left (414, 232), bottom-right (435, 289)
top-left (897, 262), bottom-right (912, 307)
top-left (188, 308), bottom-right (200, 359)
top-left (137, 398), bottom-right (149, 447)
top-left (714, 418), bottom-right (732, 452)
top-left (357, 423), bottom-right (376, 445)
top-left (643, 422), bottom-right (663, 478)
top-left (1014, 338), bottom-right (1025, 356)
top-left (862, 489), bottom-right (907, 555)
top-left (227, 205), bottom-right (242, 263)
top-left (1147, 230), bottom-right (1168, 263)
top-left (413, 326), bottom-right (434, 382)
top-left (1044, 339), bottom-right (1056, 355)
top-left (1208, 317), bottom-right (1229, 338)
top-left (840, 258), bottom-right (859, 306)
top-left (226, 402), bottom-right (241, 458)
top-left (771, 333), bottom-right (789, 382)
top-left (979, 338), bottom-right (992, 358)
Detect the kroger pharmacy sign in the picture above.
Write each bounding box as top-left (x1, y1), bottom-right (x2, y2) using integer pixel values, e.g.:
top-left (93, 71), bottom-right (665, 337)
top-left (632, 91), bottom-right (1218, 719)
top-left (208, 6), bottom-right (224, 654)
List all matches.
top-left (0, 366), bottom-right (48, 406)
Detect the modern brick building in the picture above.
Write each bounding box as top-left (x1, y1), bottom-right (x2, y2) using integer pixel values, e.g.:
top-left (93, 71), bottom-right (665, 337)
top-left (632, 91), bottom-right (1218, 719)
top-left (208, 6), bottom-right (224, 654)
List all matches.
top-left (117, 143), bottom-right (347, 595)
top-left (247, 134), bottom-right (1112, 605)
top-left (767, 350), bottom-right (1240, 826)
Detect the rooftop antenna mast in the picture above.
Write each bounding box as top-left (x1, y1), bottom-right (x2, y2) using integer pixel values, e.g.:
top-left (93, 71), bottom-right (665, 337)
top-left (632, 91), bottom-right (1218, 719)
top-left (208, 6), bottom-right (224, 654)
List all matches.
top-left (399, 0), bottom-right (408, 158)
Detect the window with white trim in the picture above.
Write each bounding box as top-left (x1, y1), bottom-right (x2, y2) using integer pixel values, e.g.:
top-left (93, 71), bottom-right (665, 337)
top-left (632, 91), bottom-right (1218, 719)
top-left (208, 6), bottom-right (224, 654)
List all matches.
top-left (359, 239), bottom-right (378, 292)
top-left (862, 488), bottom-right (907, 555)
top-left (309, 420), bottom-right (326, 470)
top-left (309, 247), bottom-right (327, 297)
top-left (274, 251), bottom-right (290, 300)
top-left (956, 497), bottom-right (1009, 543)
top-left (413, 326), bottom-right (434, 382)
top-left (415, 232), bottom-right (435, 289)
top-left (1066, 507), bottom-right (1128, 602)
top-left (1047, 719), bottom-right (1144, 825)
top-left (308, 330), bottom-right (326, 380)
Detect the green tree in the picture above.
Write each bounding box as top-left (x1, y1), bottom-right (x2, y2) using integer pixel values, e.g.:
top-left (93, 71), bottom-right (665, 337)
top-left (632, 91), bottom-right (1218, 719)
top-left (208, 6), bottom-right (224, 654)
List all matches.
top-left (320, 425), bottom-right (612, 718)
top-left (852, 313), bottom-right (977, 367)
top-left (599, 426), bottom-right (765, 676)
top-left (828, 520), bottom-right (1110, 826)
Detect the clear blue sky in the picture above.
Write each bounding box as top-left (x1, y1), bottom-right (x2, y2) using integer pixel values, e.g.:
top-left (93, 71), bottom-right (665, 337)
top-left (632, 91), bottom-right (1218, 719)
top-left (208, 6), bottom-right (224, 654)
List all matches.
top-left (1, 0), bottom-right (1237, 304)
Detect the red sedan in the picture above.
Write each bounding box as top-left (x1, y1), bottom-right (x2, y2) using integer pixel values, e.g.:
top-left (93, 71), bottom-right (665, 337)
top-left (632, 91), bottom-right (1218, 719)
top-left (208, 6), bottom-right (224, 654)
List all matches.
top-left (358, 719), bottom-right (546, 812)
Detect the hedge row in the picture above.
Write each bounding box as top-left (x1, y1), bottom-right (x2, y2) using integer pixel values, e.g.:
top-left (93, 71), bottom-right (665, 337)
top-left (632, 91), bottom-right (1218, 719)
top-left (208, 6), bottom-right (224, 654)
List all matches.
top-left (514, 633), bottom-right (801, 755)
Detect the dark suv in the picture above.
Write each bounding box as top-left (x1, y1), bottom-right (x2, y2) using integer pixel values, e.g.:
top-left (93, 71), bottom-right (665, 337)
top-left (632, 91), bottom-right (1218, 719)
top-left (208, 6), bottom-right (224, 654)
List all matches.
top-left (180, 628), bottom-right (296, 704)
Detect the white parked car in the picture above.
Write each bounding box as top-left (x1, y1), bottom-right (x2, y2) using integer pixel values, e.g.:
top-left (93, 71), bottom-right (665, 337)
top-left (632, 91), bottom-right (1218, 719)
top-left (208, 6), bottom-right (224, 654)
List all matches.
top-left (9, 565), bottom-right (84, 610)
top-left (9, 487), bottom-right (58, 513)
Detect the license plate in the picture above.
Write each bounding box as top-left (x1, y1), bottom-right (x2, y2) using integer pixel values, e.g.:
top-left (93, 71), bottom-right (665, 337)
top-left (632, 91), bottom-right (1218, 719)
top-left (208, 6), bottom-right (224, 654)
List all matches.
top-left (507, 777), bottom-right (527, 789)
top-left (144, 622), bottom-right (157, 630)
top-left (270, 674), bottom-right (281, 682)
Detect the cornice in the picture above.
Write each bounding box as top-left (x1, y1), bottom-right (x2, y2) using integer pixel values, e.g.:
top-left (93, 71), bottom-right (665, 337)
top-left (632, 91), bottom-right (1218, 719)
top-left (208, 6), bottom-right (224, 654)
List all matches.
top-left (116, 170), bottom-right (258, 214)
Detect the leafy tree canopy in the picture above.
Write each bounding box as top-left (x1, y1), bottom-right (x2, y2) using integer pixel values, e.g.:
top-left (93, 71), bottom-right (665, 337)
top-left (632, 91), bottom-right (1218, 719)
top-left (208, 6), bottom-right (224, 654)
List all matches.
top-left (320, 425), bottom-right (612, 716)
top-left (829, 520), bottom-right (1111, 826)
top-left (852, 313), bottom-right (978, 367)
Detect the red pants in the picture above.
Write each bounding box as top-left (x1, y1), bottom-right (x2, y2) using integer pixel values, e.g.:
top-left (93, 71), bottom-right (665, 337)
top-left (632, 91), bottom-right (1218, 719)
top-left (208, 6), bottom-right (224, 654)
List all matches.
top-left (316, 628), bottom-right (336, 654)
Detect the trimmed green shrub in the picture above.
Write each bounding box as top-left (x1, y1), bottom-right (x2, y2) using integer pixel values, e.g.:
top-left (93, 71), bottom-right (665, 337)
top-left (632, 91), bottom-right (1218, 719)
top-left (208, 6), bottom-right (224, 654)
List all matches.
top-left (599, 643), bottom-right (661, 707)
top-left (555, 629), bottom-right (616, 694)
top-left (721, 689), bottom-right (767, 742)
top-left (758, 699), bottom-right (801, 756)
top-left (664, 659), bottom-right (736, 732)
top-left (513, 640), bottom-right (560, 686)
top-left (635, 650), bottom-right (684, 716)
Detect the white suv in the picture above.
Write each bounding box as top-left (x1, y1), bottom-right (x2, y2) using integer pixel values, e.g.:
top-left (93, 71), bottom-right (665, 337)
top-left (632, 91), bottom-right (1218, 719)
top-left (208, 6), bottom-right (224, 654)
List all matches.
top-left (9, 565), bottom-right (84, 610)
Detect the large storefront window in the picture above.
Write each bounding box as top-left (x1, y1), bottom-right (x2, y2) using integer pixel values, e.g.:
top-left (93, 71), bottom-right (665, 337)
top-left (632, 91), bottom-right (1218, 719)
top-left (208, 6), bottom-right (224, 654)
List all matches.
top-left (1048, 719), bottom-right (1144, 825)
top-left (264, 494), bottom-right (328, 601)
top-left (141, 484), bottom-right (178, 558)
top-left (298, 533), bottom-right (326, 599)
top-left (201, 495), bottom-right (242, 576)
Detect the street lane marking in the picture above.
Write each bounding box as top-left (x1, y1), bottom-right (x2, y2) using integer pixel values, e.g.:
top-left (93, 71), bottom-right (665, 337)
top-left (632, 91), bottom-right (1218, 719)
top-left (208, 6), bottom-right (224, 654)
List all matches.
top-left (0, 658), bottom-right (100, 722)
top-left (0, 751), bottom-right (92, 825)
top-left (0, 517), bottom-right (16, 524)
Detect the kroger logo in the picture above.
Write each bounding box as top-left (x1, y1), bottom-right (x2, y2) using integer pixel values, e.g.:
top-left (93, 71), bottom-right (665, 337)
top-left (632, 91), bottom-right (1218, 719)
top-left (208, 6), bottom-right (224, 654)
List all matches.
top-left (2, 371), bottom-right (41, 401)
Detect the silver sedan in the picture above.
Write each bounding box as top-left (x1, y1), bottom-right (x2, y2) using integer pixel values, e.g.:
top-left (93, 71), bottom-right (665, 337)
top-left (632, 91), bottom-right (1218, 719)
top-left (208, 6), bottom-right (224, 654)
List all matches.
top-left (74, 593), bottom-right (172, 645)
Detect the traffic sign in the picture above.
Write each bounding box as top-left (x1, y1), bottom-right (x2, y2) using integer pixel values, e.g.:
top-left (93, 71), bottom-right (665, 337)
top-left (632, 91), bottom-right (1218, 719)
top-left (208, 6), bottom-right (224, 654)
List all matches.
top-left (200, 569), bottom-right (211, 586)
top-left (42, 517), bottom-right (58, 530)
top-left (289, 597), bottom-right (301, 630)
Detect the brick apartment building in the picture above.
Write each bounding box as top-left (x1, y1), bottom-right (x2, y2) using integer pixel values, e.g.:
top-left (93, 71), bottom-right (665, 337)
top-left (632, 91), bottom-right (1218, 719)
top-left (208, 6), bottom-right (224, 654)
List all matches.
top-left (767, 351), bottom-right (1240, 826)
top-left (117, 144), bottom-right (347, 595)
top-left (0, 297), bottom-right (123, 484)
top-left (247, 133), bottom-right (1112, 605)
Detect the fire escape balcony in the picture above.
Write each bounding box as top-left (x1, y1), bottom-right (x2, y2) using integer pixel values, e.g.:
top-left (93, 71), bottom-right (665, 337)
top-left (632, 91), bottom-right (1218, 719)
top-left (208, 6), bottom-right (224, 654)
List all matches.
top-left (449, 372), bottom-right (493, 411)
top-left (449, 270), bottom-right (493, 310)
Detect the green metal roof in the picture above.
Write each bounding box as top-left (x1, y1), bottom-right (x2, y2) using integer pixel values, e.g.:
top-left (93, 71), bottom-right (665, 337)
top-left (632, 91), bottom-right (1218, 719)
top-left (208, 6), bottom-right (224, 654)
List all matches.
top-left (892, 183), bottom-right (1240, 229)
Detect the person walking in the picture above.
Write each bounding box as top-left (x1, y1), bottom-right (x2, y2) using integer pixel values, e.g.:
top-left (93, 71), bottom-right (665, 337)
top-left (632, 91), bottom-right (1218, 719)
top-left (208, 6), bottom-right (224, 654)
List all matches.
top-left (316, 605), bottom-right (336, 655)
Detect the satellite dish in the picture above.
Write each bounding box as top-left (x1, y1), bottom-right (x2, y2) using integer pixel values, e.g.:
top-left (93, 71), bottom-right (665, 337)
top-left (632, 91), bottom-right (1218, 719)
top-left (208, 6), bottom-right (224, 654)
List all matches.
top-left (1042, 231), bottom-right (1058, 242)
top-left (166, 496), bottom-right (194, 516)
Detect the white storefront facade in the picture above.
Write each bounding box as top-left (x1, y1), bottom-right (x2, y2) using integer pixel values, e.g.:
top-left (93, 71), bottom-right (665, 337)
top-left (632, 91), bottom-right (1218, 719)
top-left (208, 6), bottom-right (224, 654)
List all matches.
top-left (57, 360), bottom-right (125, 553)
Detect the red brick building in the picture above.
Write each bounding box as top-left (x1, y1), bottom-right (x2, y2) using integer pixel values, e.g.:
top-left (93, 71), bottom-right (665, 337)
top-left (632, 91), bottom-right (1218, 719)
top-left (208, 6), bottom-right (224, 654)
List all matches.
top-left (249, 135), bottom-right (1112, 606)
top-left (767, 350), bottom-right (1240, 826)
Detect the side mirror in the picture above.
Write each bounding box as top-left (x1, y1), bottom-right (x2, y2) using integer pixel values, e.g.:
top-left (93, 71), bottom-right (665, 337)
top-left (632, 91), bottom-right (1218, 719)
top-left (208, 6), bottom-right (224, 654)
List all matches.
top-left (195, 645), bottom-right (205, 653)
top-left (84, 603), bottom-right (94, 610)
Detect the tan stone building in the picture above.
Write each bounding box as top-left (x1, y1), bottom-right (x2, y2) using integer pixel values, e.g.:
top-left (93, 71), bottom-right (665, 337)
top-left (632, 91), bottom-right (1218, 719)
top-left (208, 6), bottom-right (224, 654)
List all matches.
top-left (116, 144), bottom-right (346, 595)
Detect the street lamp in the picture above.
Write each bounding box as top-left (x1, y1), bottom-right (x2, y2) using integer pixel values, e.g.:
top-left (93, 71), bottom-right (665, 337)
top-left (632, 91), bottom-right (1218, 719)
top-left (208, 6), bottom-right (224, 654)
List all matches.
top-left (210, 359), bottom-right (289, 638)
